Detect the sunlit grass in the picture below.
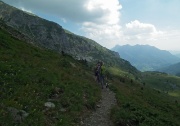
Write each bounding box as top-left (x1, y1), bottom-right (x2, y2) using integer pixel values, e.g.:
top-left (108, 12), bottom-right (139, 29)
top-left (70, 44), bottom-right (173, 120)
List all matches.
top-left (108, 67), bottom-right (125, 76)
top-left (109, 72), bottom-right (180, 126)
top-left (169, 90), bottom-right (180, 97)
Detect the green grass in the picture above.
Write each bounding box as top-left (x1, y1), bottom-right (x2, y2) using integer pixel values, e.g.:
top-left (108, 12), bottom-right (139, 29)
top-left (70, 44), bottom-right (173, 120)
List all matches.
top-left (109, 74), bottom-right (180, 126)
top-left (142, 72), bottom-right (180, 93)
top-left (108, 67), bottom-right (135, 80)
top-left (169, 90), bottom-right (180, 97)
top-left (0, 27), bottom-right (101, 126)
top-left (108, 67), bottom-right (127, 76)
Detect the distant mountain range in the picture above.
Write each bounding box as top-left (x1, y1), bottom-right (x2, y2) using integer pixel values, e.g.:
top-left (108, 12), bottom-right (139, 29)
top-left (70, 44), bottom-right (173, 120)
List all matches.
top-left (169, 51), bottom-right (180, 58)
top-left (175, 54), bottom-right (180, 58)
top-left (112, 44), bottom-right (180, 71)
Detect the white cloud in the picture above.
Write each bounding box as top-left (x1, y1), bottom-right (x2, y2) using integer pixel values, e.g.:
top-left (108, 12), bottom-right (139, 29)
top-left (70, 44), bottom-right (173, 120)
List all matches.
top-left (123, 20), bottom-right (180, 51)
top-left (81, 0), bottom-right (123, 48)
top-left (61, 18), bottom-right (67, 23)
top-left (125, 20), bottom-right (162, 36)
top-left (84, 0), bottom-right (121, 25)
top-left (3, 0), bottom-right (111, 23)
top-left (81, 22), bottom-right (123, 48)
top-left (20, 7), bottom-right (32, 14)
top-left (123, 20), bottom-right (164, 45)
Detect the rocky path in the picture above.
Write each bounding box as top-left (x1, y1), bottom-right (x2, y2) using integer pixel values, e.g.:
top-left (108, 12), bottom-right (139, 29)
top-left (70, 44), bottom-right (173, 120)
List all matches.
top-left (82, 88), bottom-right (117, 126)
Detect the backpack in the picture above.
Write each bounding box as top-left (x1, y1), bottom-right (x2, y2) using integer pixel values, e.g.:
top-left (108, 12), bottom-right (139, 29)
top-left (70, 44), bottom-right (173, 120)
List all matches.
top-left (97, 65), bottom-right (101, 74)
top-left (100, 65), bottom-right (105, 75)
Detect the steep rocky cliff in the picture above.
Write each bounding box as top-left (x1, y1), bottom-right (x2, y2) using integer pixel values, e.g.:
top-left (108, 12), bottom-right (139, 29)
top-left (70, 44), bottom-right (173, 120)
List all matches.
top-left (0, 1), bottom-right (138, 73)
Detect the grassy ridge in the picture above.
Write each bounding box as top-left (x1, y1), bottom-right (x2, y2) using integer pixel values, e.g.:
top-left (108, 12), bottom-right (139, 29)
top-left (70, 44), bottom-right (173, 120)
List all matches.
top-left (0, 27), bottom-right (101, 126)
top-left (142, 72), bottom-right (180, 97)
top-left (109, 75), bottom-right (180, 126)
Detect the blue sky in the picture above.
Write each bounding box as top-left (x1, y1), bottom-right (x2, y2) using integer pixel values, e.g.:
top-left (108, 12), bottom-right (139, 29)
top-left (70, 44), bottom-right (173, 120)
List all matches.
top-left (2, 0), bottom-right (180, 51)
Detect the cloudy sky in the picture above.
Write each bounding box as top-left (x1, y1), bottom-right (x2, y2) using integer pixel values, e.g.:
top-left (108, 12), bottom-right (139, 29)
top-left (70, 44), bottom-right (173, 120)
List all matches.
top-left (2, 0), bottom-right (180, 51)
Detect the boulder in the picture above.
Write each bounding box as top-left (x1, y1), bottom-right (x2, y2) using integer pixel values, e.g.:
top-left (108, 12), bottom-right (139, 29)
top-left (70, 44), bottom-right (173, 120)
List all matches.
top-left (7, 107), bottom-right (29, 122)
top-left (44, 102), bottom-right (55, 108)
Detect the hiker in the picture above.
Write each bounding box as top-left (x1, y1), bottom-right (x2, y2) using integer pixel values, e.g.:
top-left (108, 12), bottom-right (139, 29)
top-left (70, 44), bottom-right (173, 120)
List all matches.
top-left (94, 61), bottom-right (108, 89)
top-left (61, 50), bottom-right (65, 56)
top-left (99, 61), bottom-right (105, 89)
top-left (94, 62), bottom-right (101, 83)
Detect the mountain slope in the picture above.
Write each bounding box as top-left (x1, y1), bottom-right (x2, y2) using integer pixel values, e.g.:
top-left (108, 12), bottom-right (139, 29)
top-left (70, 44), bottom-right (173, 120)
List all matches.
top-left (158, 62), bottom-right (180, 76)
top-left (111, 74), bottom-right (180, 126)
top-left (0, 1), bottom-right (138, 75)
top-left (0, 22), bottom-right (102, 126)
top-left (112, 44), bottom-right (180, 71)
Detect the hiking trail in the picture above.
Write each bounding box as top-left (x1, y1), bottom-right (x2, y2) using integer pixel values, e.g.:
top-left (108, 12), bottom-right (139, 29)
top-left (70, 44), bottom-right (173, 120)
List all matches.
top-left (81, 88), bottom-right (117, 126)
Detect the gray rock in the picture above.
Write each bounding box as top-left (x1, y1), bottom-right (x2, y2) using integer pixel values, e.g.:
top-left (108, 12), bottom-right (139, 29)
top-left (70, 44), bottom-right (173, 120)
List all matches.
top-left (44, 102), bottom-right (55, 108)
top-left (96, 105), bottom-right (101, 108)
top-left (60, 108), bottom-right (66, 112)
top-left (19, 110), bottom-right (29, 118)
top-left (7, 107), bottom-right (29, 122)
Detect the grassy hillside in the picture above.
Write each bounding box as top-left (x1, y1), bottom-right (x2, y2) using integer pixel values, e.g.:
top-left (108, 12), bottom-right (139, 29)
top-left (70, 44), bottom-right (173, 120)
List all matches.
top-left (109, 74), bottom-right (180, 126)
top-left (0, 27), bottom-right (101, 126)
top-left (1, 22), bottom-right (180, 126)
top-left (142, 72), bottom-right (180, 96)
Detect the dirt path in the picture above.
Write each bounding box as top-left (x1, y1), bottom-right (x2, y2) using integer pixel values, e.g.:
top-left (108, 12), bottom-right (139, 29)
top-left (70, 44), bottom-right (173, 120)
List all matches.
top-left (81, 88), bottom-right (117, 126)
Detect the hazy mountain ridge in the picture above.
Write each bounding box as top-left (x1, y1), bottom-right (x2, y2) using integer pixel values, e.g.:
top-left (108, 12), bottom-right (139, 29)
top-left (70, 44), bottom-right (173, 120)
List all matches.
top-left (158, 62), bottom-right (180, 76)
top-left (0, 1), bottom-right (138, 73)
top-left (175, 54), bottom-right (180, 58)
top-left (112, 44), bottom-right (180, 71)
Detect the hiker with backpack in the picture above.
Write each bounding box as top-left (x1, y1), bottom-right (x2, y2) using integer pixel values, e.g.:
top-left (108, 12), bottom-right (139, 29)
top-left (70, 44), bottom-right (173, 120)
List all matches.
top-left (94, 62), bottom-right (101, 83)
top-left (94, 61), bottom-right (107, 89)
top-left (99, 61), bottom-right (105, 89)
